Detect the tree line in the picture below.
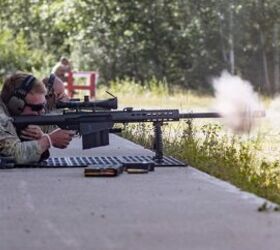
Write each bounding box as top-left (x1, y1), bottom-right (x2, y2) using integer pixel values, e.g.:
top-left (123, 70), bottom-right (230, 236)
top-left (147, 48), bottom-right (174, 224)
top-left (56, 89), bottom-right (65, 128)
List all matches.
top-left (0, 0), bottom-right (280, 94)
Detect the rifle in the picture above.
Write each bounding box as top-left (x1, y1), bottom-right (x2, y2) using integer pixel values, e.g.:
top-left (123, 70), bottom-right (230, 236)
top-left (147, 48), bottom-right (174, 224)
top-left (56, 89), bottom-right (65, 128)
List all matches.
top-left (12, 104), bottom-right (221, 163)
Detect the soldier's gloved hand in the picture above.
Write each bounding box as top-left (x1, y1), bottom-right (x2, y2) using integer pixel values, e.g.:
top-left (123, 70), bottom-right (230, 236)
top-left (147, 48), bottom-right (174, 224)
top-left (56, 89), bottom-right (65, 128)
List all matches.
top-left (20, 125), bottom-right (44, 140)
top-left (48, 129), bottom-right (75, 149)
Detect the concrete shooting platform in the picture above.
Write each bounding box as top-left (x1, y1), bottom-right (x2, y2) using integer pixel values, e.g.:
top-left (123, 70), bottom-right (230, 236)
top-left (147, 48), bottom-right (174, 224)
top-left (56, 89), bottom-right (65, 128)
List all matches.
top-left (1, 134), bottom-right (280, 250)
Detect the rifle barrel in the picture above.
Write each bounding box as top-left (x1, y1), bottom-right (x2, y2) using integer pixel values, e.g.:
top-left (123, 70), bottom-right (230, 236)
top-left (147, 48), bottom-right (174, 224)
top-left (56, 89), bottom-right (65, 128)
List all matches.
top-left (179, 112), bottom-right (221, 119)
top-left (13, 110), bottom-right (222, 128)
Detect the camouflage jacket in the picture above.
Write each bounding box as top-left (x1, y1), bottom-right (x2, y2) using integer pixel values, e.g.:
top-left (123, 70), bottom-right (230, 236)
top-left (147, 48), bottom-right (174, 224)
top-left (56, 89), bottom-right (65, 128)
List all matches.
top-left (0, 98), bottom-right (42, 164)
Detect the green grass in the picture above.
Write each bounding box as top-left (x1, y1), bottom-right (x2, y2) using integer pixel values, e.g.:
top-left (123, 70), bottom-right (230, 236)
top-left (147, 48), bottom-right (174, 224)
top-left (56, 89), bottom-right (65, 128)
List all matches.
top-left (123, 121), bottom-right (280, 204)
top-left (98, 78), bottom-right (214, 109)
top-left (97, 79), bottom-right (280, 205)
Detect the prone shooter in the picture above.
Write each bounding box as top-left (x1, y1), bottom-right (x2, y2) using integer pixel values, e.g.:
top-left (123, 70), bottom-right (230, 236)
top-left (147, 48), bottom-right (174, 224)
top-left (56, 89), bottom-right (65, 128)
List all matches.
top-left (0, 72), bottom-right (74, 164)
top-left (0, 74), bottom-right (264, 166)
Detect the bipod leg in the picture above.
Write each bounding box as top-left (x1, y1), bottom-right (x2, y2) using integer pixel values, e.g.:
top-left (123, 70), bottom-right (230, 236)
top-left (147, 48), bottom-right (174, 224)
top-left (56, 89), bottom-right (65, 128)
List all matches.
top-left (153, 122), bottom-right (164, 163)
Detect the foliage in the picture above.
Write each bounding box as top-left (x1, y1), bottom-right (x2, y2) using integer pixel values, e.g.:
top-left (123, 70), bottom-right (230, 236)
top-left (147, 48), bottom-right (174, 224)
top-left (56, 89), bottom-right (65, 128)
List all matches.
top-left (0, 29), bottom-right (55, 81)
top-left (1, 0), bottom-right (280, 93)
top-left (107, 77), bottom-right (169, 96)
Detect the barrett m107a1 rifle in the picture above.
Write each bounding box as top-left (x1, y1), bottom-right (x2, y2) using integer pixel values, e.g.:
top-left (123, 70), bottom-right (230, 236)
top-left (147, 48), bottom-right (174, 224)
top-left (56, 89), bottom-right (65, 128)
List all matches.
top-left (12, 97), bottom-right (221, 163)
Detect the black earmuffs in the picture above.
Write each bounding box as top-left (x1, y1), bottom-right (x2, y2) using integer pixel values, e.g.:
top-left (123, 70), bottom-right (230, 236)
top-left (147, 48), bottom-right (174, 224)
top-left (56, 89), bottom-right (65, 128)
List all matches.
top-left (47, 73), bottom-right (56, 93)
top-left (7, 75), bottom-right (36, 115)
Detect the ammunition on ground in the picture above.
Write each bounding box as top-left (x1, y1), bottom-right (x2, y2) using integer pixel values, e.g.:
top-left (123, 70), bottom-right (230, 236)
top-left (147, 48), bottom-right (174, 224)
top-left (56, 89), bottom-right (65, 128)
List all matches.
top-left (84, 164), bottom-right (124, 177)
top-left (123, 161), bottom-right (155, 174)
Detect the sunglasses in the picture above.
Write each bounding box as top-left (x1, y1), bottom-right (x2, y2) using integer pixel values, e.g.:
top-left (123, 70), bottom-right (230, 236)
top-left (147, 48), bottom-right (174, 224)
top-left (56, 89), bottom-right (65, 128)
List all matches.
top-left (25, 102), bottom-right (46, 112)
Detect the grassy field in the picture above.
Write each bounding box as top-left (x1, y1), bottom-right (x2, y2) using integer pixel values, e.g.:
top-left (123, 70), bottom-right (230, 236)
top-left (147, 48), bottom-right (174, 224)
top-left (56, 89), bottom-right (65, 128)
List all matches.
top-left (96, 79), bottom-right (280, 206)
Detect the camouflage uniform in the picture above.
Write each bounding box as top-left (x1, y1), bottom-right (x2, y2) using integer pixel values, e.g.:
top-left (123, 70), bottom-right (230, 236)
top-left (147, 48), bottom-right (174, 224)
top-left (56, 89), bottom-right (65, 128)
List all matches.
top-left (0, 97), bottom-right (42, 164)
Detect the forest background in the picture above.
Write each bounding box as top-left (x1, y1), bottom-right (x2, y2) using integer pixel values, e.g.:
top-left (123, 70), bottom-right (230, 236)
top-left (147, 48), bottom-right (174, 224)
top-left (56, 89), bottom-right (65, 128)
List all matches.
top-left (3, 0), bottom-right (280, 204)
top-left (1, 0), bottom-right (280, 94)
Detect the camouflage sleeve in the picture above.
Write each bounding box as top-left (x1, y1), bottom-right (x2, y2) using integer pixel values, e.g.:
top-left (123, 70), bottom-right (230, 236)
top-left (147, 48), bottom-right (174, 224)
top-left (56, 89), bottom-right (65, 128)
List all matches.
top-left (41, 124), bottom-right (58, 134)
top-left (0, 114), bottom-right (42, 164)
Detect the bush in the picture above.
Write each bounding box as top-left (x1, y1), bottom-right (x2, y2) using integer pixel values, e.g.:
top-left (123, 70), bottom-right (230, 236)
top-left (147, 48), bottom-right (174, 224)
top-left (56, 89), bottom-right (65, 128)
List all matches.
top-left (0, 29), bottom-right (55, 83)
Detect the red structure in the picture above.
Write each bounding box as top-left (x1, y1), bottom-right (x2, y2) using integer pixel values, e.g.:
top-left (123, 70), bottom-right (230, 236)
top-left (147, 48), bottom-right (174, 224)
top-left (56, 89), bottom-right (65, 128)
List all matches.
top-left (66, 71), bottom-right (98, 98)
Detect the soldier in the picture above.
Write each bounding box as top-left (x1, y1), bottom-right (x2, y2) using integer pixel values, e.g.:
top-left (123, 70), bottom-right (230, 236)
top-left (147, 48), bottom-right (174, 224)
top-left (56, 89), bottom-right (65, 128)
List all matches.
top-left (0, 72), bottom-right (74, 164)
top-left (51, 56), bottom-right (72, 82)
top-left (42, 73), bottom-right (69, 112)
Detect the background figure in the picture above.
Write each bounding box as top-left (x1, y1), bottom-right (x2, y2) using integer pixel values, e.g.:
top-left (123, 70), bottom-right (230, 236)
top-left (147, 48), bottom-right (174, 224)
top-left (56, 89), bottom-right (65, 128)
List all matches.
top-left (42, 74), bottom-right (69, 112)
top-left (51, 56), bottom-right (72, 82)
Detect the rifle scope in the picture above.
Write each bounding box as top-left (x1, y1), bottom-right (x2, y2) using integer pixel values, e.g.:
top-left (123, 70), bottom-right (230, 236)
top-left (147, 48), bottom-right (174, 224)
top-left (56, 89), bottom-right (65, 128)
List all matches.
top-left (56, 97), bottom-right (118, 110)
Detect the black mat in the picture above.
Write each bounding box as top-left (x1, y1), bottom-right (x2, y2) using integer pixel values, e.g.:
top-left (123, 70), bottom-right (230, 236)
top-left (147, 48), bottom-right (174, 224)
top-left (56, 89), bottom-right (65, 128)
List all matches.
top-left (14, 155), bottom-right (186, 168)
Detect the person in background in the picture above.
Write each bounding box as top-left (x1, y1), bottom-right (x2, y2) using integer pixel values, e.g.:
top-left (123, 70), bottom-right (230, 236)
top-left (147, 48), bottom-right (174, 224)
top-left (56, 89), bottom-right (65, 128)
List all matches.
top-left (42, 73), bottom-right (69, 112)
top-left (0, 72), bottom-right (74, 164)
top-left (51, 56), bottom-right (72, 82)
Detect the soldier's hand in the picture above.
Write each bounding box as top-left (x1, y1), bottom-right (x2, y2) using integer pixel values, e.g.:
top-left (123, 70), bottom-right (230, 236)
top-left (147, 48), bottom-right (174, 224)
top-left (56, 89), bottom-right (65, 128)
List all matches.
top-left (20, 125), bottom-right (44, 140)
top-left (49, 129), bottom-right (75, 149)
top-left (55, 92), bottom-right (69, 102)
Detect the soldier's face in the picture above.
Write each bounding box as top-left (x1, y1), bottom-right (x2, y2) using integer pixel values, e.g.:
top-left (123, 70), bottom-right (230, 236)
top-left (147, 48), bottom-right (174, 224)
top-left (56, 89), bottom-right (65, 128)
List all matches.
top-left (53, 78), bottom-right (68, 102)
top-left (22, 93), bottom-right (46, 115)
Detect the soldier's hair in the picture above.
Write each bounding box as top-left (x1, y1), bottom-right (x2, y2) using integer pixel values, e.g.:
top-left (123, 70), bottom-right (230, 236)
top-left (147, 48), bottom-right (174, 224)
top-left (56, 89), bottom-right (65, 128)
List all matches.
top-left (60, 56), bottom-right (69, 64)
top-left (1, 72), bottom-right (47, 103)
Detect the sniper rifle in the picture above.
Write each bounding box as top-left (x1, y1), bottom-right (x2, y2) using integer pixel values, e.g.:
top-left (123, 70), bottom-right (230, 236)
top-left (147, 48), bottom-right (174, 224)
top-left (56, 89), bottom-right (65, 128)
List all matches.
top-left (12, 104), bottom-right (221, 163)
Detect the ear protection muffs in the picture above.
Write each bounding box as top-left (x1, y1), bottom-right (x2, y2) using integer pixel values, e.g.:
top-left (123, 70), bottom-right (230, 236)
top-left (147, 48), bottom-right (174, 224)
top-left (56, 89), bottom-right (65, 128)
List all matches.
top-left (7, 75), bottom-right (36, 115)
top-left (47, 73), bottom-right (55, 94)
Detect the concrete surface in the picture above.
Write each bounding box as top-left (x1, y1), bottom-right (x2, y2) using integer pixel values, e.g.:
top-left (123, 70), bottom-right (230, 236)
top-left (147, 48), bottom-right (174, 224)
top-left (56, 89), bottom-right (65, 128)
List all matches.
top-left (0, 134), bottom-right (280, 250)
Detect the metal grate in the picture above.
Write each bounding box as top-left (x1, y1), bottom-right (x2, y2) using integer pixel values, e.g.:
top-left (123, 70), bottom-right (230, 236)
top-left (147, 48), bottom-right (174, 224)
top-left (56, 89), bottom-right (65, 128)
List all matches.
top-left (16, 155), bottom-right (186, 168)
